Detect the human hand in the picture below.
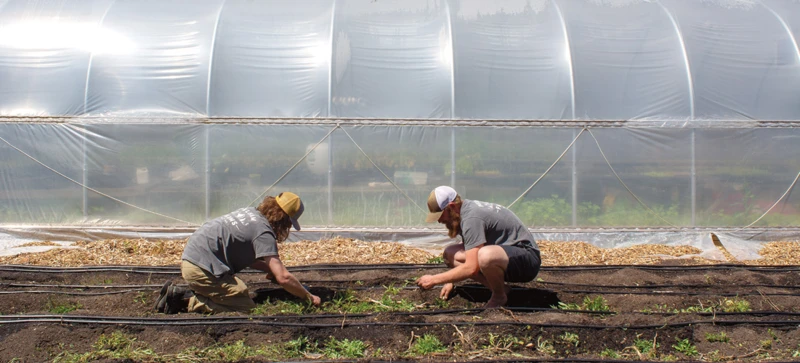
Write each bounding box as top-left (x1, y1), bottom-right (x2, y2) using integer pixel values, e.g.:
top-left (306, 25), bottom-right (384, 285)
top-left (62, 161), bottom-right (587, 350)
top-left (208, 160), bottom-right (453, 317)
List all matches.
top-left (309, 294), bottom-right (321, 307)
top-left (416, 275), bottom-right (437, 290)
top-left (439, 283), bottom-right (454, 299)
top-left (265, 272), bottom-right (277, 283)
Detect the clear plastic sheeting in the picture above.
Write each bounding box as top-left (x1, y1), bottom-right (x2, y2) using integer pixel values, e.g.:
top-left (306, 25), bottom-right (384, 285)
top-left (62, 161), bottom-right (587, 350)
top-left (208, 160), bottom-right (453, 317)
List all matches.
top-left (85, 0), bottom-right (224, 116)
top-left (209, 0), bottom-right (333, 117)
top-left (331, 0), bottom-right (453, 118)
top-left (0, 0), bottom-right (113, 116)
top-left (659, 0), bottom-right (800, 120)
top-left (0, 0), bottom-right (799, 250)
top-left (451, 0), bottom-right (572, 119)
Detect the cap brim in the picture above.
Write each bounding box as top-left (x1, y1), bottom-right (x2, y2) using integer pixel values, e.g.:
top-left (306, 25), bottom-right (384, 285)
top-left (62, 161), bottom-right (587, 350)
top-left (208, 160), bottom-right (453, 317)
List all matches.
top-left (425, 211), bottom-right (442, 223)
top-left (290, 218), bottom-right (301, 231)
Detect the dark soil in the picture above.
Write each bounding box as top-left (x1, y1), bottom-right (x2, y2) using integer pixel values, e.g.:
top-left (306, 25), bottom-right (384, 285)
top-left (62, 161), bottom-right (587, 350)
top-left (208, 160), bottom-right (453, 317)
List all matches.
top-left (1, 264), bottom-right (800, 362)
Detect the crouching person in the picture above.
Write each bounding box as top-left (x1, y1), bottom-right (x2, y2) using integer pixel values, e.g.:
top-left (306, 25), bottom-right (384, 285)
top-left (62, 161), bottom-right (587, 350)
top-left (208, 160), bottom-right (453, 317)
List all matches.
top-left (416, 186), bottom-right (542, 308)
top-left (155, 192), bottom-right (321, 314)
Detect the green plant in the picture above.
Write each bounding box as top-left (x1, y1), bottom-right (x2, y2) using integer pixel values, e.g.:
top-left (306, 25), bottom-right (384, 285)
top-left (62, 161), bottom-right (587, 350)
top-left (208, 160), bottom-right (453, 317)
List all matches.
top-left (134, 292), bottom-right (148, 305)
top-left (559, 332), bottom-right (579, 347)
top-left (383, 284), bottom-right (401, 296)
top-left (426, 256), bottom-right (444, 264)
top-left (46, 299), bottom-right (82, 314)
top-left (53, 331), bottom-right (156, 363)
top-left (721, 297), bottom-right (751, 312)
top-left (600, 348), bottom-right (619, 358)
top-left (555, 296), bottom-right (610, 312)
top-left (792, 345), bottom-right (800, 357)
top-left (672, 338), bottom-right (698, 356)
top-left (408, 334), bottom-right (446, 356)
top-left (434, 297), bottom-right (450, 309)
top-left (284, 336), bottom-right (318, 358)
top-left (536, 337), bottom-right (556, 355)
top-left (251, 298), bottom-right (315, 315)
top-left (633, 334), bottom-right (659, 357)
top-left (705, 331), bottom-right (730, 343)
top-left (322, 337), bottom-right (367, 359)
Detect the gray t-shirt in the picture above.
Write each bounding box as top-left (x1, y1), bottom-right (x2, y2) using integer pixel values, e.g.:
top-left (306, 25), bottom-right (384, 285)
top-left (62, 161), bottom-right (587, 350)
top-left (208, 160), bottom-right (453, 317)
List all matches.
top-left (182, 207), bottom-right (278, 277)
top-left (459, 199), bottom-right (539, 251)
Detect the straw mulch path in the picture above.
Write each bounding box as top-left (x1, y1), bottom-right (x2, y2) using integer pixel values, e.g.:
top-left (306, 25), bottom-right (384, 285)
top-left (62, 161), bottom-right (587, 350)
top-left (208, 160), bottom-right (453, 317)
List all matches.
top-left (1, 238), bottom-right (798, 267)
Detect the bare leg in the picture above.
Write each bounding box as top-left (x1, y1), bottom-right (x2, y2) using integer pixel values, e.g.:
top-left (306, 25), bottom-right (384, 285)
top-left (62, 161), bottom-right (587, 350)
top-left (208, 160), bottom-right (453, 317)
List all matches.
top-left (477, 246), bottom-right (510, 308)
top-left (444, 244), bottom-right (510, 307)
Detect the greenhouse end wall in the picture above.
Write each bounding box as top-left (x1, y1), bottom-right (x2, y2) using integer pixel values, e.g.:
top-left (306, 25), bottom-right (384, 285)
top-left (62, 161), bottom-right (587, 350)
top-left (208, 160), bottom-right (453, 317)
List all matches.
top-left (0, 0), bottom-right (799, 247)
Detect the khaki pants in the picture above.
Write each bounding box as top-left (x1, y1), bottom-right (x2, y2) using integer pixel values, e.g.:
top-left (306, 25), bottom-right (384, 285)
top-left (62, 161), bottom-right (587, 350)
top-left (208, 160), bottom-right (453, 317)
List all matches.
top-left (181, 260), bottom-right (256, 314)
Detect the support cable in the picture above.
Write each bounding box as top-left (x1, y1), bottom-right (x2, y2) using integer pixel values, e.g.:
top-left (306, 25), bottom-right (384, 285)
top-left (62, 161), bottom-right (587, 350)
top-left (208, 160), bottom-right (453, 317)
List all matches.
top-left (508, 128), bottom-right (586, 209)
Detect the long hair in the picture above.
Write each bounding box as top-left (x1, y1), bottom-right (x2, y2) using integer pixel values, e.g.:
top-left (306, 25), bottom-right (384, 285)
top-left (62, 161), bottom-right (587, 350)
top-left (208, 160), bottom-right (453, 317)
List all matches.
top-left (256, 196), bottom-right (292, 243)
top-left (445, 196), bottom-right (463, 239)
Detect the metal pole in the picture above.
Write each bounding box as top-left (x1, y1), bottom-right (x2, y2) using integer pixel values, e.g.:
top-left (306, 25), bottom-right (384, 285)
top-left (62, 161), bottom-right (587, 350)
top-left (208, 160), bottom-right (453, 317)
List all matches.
top-left (328, 134), bottom-right (334, 225)
top-left (571, 128), bottom-right (578, 226)
top-left (450, 128), bottom-right (456, 187)
top-left (691, 129), bottom-right (696, 226)
top-left (205, 126), bottom-right (211, 220)
top-left (82, 125), bottom-right (88, 218)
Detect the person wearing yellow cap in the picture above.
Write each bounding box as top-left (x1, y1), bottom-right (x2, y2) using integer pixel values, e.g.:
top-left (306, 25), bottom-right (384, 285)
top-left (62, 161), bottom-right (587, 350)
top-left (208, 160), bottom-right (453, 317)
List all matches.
top-left (155, 192), bottom-right (320, 314)
top-left (416, 186), bottom-right (541, 308)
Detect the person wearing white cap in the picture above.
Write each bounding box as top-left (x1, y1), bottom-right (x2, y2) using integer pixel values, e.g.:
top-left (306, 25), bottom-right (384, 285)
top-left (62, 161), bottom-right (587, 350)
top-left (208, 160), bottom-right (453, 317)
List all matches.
top-left (156, 192), bottom-right (321, 314)
top-left (416, 186), bottom-right (541, 308)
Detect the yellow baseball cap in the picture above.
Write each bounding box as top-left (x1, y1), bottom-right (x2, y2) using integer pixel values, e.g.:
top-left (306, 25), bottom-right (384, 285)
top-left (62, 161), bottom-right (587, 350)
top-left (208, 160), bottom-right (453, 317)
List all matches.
top-left (276, 192), bottom-right (304, 231)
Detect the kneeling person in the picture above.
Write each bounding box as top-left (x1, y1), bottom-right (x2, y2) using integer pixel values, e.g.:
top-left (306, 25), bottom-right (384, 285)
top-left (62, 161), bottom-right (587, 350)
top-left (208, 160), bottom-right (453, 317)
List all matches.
top-left (416, 186), bottom-right (541, 308)
top-left (156, 192), bottom-right (321, 314)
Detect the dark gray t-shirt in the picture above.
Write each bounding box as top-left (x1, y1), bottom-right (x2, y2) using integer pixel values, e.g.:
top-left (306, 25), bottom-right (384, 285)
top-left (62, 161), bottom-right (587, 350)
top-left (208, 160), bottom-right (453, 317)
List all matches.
top-left (459, 199), bottom-right (539, 251)
top-left (182, 207), bottom-right (278, 277)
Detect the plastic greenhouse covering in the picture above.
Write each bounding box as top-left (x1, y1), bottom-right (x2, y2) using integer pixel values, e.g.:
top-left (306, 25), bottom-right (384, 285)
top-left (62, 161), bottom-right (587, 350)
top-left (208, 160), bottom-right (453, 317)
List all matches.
top-left (0, 0), bottom-right (799, 260)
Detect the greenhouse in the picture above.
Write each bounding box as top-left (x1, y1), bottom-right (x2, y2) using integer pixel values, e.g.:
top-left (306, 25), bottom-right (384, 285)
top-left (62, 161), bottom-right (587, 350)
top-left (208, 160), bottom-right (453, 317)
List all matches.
top-left (0, 0), bottom-right (798, 259)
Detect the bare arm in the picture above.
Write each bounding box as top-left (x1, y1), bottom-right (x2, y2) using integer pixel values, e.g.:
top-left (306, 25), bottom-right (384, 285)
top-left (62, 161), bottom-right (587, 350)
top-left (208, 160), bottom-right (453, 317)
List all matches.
top-left (251, 256), bottom-right (320, 306)
top-left (417, 246), bottom-right (481, 289)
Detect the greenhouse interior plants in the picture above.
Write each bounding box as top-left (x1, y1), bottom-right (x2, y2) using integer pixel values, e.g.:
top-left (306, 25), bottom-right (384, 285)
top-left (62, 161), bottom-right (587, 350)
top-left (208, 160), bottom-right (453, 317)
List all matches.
top-left (0, 0), bottom-right (798, 260)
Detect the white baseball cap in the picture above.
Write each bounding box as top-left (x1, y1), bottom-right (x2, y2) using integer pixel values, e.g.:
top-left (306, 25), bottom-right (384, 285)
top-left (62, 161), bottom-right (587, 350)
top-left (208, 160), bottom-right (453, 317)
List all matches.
top-left (425, 186), bottom-right (458, 223)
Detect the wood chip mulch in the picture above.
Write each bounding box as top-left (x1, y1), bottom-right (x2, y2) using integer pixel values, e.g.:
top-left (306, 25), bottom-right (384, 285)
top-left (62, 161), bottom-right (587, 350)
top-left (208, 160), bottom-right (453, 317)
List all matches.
top-left (1, 237), bottom-right (798, 267)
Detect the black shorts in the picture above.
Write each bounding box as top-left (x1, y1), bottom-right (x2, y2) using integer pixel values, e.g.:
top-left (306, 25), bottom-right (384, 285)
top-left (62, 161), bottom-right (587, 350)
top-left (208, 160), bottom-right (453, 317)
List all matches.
top-left (501, 241), bottom-right (541, 283)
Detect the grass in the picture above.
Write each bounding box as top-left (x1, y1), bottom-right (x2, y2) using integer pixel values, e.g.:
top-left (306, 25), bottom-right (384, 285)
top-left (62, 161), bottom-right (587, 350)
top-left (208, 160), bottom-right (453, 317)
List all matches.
top-left (46, 299), bottom-right (82, 314)
top-left (600, 348), bottom-right (619, 358)
top-left (426, 256), bottom-right (444, 264)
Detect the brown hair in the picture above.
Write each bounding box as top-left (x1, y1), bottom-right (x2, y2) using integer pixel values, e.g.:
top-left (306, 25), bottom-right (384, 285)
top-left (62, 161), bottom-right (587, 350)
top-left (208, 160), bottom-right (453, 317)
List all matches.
top-left (445, 196), bottom-right (462, 239)
top-left (256, 196), bottom-right (292, 243)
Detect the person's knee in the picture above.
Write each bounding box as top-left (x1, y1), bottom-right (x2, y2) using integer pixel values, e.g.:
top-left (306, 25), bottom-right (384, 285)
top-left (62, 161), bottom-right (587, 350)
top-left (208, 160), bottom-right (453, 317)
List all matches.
top-left (477, 247), bottom-right (507, 270)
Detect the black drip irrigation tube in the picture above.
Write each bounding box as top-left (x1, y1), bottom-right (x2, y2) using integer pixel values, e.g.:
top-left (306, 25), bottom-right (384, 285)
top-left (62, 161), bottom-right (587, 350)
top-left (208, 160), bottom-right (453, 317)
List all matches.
top-left (1, 314), bottom-right (799, 329)
top-left (2, 263), bottom-right (800, 274)
top-left (4, 282), bottom-right (800, 298)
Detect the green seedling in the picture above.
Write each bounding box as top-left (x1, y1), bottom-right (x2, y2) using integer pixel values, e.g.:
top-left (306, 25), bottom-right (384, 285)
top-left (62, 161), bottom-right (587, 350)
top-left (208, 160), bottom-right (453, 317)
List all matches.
top-left (559, 332), bottom-right (579, 347)
top-left (672, 338), bottom-right (698, 357)
top-left (53, 331), bottom-right (156, 363)
top-left (434, 297), bottom-right (450, 309)
top-left (322, 337), bottom-right (367, 359)
top-left (284, 336), bottom-right (318, 358)
top-left (408, 334), bottom-right (446, 356)
top-left (600, 348), bottom-right (619, 358)
top-left (536, 337), bottom-right (556, 355)
top-left (134, 292), bottom-right (148, 305)
top-left (632, 334), bottom-right (659, 357)
top-left (46, 299), bottom-right (82, 314)
top-left (426, 256), bottom-right (444, 264)
top-left (720, 297), bottom-right (751, 312)
top-left (554, 296), bottom-right (610, 312)
top-left (705, 331), bottom-right (730, 343)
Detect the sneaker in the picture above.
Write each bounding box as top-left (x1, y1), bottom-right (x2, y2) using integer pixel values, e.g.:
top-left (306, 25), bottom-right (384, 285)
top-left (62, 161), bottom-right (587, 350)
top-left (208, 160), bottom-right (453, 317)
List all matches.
top-left (153, 281), bottom-right (172, 313)
top-left (164, 285), bottom-right (190, 314)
